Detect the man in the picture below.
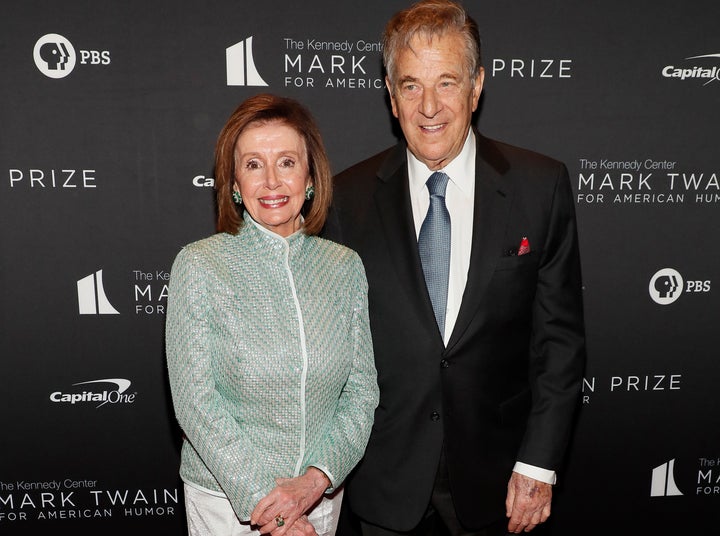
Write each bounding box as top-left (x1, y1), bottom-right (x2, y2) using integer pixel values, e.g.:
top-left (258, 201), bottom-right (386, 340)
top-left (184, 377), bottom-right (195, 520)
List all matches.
top-left (325, 1), bottom-right (585, 535)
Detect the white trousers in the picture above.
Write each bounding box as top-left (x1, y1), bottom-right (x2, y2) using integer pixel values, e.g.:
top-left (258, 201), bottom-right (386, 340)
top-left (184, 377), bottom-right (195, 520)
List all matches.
top-left (184, 483), bottom-right (344, 536)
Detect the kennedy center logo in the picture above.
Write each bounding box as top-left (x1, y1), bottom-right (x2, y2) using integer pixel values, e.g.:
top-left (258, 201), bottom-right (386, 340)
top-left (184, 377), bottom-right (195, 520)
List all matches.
top-left (77, 270), bottom-right (119, 315)
top-left (227, 36), bottom-right (268, 86)
top-left (651, 459), bottom-right (683, 497)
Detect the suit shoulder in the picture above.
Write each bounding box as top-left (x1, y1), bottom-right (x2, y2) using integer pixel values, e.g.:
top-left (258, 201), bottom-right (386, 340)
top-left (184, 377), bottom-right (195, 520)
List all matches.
top-left (482, 135), bottom-right (566, 175)
top-left (334, 146), bottom-right (397, 187)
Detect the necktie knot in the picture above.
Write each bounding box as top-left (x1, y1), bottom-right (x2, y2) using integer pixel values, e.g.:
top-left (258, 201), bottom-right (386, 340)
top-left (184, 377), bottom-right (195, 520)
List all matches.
top-left (426, 171), bottom-right (449, 198)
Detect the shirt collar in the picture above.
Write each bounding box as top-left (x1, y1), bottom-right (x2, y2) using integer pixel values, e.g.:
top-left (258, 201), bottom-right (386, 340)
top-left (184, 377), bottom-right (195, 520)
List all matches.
top-left (407, 129), bottom-right (476, 197)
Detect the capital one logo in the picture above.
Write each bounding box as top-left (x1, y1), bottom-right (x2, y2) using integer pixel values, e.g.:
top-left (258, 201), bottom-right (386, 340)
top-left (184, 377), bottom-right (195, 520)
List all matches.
top-left (649, 268), bottom-right (683, 305)
top-left (50, 378), bottom-right (135, 408)
top-left (34, 33), bottom-right (77, 78)
top-left (651, 459), bottom-right (683, 497)
top-left (662, 53), bottom-right (720, 86)
top-left (227, 36), bottom-right (268, 86)
top-left (77, 269), bottom-right (119, 315)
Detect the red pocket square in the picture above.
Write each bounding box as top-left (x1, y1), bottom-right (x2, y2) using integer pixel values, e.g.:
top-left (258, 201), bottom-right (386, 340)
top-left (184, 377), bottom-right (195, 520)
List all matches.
top-left (517, 237), bottom-right (530, 256)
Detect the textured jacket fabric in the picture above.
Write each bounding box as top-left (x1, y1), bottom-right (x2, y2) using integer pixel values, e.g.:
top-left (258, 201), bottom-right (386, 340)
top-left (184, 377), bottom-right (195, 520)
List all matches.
top-left (166, 214), bottom-right (378, 521)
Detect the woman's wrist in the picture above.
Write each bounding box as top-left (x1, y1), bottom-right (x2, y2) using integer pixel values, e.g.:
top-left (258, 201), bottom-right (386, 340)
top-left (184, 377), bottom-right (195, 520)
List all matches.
top-left (304, 467), bottom-right (331, 493)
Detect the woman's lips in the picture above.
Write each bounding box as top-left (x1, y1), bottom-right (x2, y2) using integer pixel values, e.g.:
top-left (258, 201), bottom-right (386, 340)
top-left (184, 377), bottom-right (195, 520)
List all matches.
top-left (258, 196), bottom-right (289, 207)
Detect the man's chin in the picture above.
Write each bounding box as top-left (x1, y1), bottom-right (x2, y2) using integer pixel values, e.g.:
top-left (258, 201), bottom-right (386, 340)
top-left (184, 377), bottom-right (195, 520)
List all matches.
top-left (414, 153), bottom-right (451, 171)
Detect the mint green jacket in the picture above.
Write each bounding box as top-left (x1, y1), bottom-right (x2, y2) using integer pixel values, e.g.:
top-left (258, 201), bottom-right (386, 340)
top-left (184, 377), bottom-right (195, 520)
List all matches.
top-left (166, 215), bottom-right (378, 520)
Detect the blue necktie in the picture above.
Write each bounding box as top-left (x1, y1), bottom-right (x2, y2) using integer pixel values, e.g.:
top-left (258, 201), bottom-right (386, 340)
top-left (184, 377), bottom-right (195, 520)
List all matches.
top-left (418, 172), bottom-right (451, 337)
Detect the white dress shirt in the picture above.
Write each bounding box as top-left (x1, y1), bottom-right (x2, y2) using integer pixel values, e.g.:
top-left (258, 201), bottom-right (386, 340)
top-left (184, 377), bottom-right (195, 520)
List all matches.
top-left (408, 131), bottom-right (475, 347)
top-left (406, 130), bottom-right (557, 486)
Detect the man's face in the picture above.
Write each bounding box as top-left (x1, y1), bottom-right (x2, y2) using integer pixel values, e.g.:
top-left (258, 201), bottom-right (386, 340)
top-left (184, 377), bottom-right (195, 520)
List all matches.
top-left (387, 32), bottom-right (483, 171)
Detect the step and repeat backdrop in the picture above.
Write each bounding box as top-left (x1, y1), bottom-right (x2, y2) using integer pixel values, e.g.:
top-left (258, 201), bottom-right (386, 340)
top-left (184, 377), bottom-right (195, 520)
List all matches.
top-left (1, 1), bottom-right (718, 534)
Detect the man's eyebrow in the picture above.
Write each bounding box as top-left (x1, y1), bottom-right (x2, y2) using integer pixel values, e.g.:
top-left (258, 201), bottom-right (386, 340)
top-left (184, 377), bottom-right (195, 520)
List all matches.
top-left (397, 75), bottom-right (419, 85)
top-left (397, 72), bottom-right (462, 85)
top-left (438, 72), bottom-right (463, 81)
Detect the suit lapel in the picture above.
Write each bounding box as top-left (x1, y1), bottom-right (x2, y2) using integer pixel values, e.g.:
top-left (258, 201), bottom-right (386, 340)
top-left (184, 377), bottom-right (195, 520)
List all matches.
top-left (374, 145), bottom-right (441, 339)
top-left (446, 135), bottom-right (513, 352)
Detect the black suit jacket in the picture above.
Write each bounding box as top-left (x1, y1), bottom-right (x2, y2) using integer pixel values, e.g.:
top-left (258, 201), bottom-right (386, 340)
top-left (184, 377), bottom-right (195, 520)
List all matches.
top-left (324, 133), bottom-right (585, 531)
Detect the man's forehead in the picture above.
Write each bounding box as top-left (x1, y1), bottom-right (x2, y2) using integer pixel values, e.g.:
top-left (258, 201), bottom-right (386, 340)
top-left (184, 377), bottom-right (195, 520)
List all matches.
top-left (395, 45), bottom-right (467, 78)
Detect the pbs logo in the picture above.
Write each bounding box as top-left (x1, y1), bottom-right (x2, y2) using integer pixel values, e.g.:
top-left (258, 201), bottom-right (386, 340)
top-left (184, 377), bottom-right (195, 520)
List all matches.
top-left (649, 268), bottom-right (711, 305)
top-left (33, 33), bottom-right (76, 78)
top-left (34, 33), bottom-right (111, 79)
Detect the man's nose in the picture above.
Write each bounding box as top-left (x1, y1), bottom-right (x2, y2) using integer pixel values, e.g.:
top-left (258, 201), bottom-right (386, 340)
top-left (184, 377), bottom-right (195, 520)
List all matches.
top-left (419, 87), bottom-right (441, 117)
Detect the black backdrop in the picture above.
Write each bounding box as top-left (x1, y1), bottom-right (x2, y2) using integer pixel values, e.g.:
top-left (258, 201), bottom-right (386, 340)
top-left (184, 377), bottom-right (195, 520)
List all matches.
top-left (2, 1), bottom-right (719, 534)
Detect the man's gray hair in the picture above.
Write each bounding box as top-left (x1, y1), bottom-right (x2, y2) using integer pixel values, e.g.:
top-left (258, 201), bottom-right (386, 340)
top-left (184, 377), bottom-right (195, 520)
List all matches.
top-left (383, 0), bottom-right (482, 88)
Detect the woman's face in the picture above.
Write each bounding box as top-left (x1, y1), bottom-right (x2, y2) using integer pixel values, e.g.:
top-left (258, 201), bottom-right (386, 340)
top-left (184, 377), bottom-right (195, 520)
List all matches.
top-left (233, 121), bottom-right (310, 237)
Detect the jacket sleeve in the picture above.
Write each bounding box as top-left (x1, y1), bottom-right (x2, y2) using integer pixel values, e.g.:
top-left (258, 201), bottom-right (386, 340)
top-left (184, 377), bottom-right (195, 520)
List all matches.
top-left (518, 163), bottom-right (586, 471)
top-left (304, 253), bottom-right (379, 489)
top-left (165, 246), bottom-right (275, 520)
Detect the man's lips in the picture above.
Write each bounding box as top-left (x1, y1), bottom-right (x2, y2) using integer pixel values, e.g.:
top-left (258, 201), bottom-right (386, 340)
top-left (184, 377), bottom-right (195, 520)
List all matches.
top-left (420, 123), bottom-right (446, 132)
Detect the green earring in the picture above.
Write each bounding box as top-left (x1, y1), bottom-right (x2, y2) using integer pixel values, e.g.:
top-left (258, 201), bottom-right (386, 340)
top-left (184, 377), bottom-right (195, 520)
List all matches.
top-left (232, 190), bottom-right (242, 205)
top-left (305, 185), bottom-right (315, 200)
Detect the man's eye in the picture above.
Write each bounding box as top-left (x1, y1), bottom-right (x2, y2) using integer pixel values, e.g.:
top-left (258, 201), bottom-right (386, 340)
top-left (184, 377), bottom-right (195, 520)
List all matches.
top-left (439, 81), bottom-right (462, 94)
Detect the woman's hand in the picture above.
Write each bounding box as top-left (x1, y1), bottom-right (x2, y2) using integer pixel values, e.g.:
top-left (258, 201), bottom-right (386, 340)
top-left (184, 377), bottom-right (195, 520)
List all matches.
top-left (251, 467), bottom-right (330, 535)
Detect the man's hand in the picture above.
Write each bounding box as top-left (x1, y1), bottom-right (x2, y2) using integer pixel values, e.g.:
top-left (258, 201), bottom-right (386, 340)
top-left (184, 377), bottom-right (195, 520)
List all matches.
top-left (287, 515), bottom-right (318, 536)
top-left (251, 468), bottom-right (330, 535)
top-left (505, 472), bottom-right (552, 533)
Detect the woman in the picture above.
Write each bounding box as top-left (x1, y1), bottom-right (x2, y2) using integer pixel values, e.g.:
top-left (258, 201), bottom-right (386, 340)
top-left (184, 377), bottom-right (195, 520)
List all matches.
top-left (166, 94), bottom-right (378, 536)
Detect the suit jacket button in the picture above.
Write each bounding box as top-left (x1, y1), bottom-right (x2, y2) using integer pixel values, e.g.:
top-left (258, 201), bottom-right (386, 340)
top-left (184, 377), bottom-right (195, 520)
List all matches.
top-left (431, 411), bottom-right (440, 422)
top-left (440, 359), bottom-right (449, 369)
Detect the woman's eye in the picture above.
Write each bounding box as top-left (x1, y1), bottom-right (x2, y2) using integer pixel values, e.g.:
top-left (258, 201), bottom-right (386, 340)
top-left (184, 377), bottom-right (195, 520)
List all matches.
top-left (245, 160), bottom-right (261, 170)
top-left (279, 158), bottom-right (295, 168)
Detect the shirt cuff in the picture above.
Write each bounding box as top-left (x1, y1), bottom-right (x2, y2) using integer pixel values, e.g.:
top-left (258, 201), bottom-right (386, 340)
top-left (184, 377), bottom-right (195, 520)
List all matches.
top-left (513, 462), bottom-right (557, 485)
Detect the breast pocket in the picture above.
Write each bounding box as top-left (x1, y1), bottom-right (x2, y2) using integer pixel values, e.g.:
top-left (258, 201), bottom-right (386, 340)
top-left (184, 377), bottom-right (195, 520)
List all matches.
top-left (486, 253), bottom-right (539, 320)
top-left (494, 251), bottom-right (538, 272)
